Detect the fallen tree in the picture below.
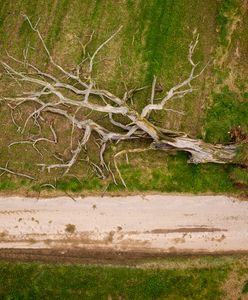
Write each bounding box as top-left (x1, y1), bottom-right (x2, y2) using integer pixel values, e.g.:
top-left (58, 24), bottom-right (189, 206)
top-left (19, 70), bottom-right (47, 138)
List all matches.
top-left (0, 16), bottom-right (240, 186)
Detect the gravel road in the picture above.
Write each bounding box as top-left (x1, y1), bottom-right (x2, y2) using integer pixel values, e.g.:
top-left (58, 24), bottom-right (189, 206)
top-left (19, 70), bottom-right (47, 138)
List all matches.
top-left (0, 195), bottom-right (247, 253)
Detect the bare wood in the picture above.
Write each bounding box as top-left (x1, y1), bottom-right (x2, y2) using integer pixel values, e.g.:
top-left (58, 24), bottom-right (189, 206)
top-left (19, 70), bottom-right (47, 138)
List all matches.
top-left (0, 165), bottom-right (35, 180)
top-left (0, 17), bottom-right (239, 186)
top-left (88, 26), bottom-right (123, 75)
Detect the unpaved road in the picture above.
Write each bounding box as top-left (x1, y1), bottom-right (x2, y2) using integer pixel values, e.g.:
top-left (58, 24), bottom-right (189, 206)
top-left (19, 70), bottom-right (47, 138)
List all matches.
top-left (0, 195), bottom-right (248, 254)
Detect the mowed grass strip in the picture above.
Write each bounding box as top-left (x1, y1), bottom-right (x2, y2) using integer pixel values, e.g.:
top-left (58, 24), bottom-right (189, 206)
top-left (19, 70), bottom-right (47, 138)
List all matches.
top-left (0, 262), bottom-right (227, 300)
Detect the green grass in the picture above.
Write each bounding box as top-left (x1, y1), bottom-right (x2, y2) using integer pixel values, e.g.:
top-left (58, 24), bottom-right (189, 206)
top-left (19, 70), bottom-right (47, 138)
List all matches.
top-left (204, 87), bottom-right (248, 144)
top-left (0, 262), bottom-right (228, 299)
top-left (203, 0), bottom-right (247, 145)
top-left (0, 152), bottom-right (241, 194)
top-left (243, 281), bottom-right (248, 294)
top-left (230, 167), bottom-right (248, 187)
top-left (111, 152), bottom-right (237, 193)
top-left (56, 177), bottom-right (102, 192)
top-left (3, 256), bottom-right (248, 299)
top-left (0, 179), bottom-right (28, 191)
top-left (216, 0), bottom-right (240, 47)
top-left (45, 0), bottom-right (70, 51)
top-left (133, 1), bottom-right (187, 83)
top-left (23, 150), bottom-right (239, 194)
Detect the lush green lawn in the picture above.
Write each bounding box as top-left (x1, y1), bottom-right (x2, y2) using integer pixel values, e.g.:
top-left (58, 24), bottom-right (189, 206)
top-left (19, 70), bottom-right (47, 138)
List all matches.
top-left (3, 255), bottom-right (248, 299)
top-left (0, 262), bottom-right (228, 299)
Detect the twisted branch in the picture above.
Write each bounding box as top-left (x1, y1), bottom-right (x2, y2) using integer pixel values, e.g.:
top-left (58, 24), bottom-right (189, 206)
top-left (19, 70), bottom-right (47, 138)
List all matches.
top-left (0, 16), bottom-right (238, 187)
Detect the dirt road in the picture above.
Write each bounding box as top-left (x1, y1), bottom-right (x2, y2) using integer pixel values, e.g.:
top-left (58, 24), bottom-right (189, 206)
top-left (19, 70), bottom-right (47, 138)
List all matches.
top-left (0, 195), bottom-right (247, 254)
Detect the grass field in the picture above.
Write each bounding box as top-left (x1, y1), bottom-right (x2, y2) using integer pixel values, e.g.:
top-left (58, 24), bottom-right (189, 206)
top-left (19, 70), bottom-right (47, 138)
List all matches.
top-left (1, 255), bottom-right (248, 299)
top-left (0, 0), bottom-right (247, 194)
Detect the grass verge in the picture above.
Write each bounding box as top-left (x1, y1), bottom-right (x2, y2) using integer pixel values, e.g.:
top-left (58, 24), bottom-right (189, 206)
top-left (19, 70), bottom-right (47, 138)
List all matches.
top-left (0, 260), bottom-right (228, 299)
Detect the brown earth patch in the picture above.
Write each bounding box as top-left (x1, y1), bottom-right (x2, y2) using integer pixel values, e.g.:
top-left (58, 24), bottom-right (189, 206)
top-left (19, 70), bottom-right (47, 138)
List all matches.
top-left (222, 268), bottom-right (248, 300)
top-left (146, 227), bottom-right (227, 234)
top-left (65, 224), bottom-right (76, 234)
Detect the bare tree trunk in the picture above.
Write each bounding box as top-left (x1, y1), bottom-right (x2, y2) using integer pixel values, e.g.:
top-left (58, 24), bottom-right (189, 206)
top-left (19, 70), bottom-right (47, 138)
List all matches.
top-left (152, 138), bottom-right (236, 164)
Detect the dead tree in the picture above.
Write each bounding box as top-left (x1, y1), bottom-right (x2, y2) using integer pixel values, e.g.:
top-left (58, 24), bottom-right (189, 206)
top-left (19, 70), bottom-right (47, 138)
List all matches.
top-left (0, 16), bottom-right (238, 186)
